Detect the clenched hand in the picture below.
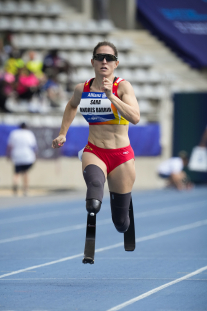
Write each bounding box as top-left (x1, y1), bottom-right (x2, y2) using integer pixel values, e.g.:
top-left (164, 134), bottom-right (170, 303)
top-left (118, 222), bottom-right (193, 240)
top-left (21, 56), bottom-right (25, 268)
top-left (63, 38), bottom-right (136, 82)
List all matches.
top-left (102, 77), bottom-right (113, 99)
top-left (52, 135), bottom-right (66, 148)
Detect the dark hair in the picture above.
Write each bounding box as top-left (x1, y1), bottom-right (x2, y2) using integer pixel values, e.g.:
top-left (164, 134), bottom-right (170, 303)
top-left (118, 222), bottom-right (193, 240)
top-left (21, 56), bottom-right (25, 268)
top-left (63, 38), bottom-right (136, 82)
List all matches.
top-left (20, 122), bottom-right (27, 129)
top-left (93, 41), bottom-right (118, 58)
top-left (10, 49), bottom-right (22, 59)
top-left (178, 150), bottom-right (188, 160)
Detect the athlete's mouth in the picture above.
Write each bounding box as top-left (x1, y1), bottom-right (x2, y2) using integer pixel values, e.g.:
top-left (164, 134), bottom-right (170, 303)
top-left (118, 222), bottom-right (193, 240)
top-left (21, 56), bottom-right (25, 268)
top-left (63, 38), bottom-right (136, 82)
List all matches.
top-left (101, 67), bottom-right (107, 70)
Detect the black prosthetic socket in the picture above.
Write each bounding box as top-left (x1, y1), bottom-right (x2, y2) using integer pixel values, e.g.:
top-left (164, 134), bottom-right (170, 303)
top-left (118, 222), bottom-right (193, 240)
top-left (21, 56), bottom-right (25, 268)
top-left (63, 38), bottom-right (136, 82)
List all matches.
top-left (83, 164), bottom-right (105, 214)
top-left (86, 199), bottom-right (101, 214)
top-left (110, 192), bottom-right (131, 233)
top-left (83, 164), bottom-right (105, 202)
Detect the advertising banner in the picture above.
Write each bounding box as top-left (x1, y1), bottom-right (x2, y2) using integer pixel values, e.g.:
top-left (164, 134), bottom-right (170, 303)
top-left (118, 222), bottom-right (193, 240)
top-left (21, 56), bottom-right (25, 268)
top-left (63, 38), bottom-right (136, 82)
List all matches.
top-left (0, 124), bottom-right (161, 158)
top-left (137, 0), bottom-right (207, 67)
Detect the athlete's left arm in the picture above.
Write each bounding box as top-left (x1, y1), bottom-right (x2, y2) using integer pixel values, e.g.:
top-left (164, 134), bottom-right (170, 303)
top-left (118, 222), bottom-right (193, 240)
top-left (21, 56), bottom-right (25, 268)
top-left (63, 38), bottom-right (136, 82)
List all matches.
top-left (105, 79), bottom-right (140, 124)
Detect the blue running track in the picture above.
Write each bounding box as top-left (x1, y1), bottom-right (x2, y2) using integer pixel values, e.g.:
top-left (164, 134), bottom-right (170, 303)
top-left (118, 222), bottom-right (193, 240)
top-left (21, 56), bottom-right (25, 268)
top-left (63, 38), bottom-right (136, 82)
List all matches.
top-left (0, 186), bottom-right (207, 311)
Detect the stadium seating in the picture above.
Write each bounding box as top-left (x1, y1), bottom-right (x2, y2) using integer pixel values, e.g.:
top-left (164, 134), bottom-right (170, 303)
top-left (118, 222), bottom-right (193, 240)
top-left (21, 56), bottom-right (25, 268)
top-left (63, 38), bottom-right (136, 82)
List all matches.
top-left (25, 17), bottom-right (40, 32)
top-left (0, 17), bottom-right (10, 30)
top-left (0, 1), bottom-right (18, 14)
top-left (0, 0), bottom-right (169, 118)
top-left (11, 17), bottom-right (25, 31)
top-left (17, 1), bottom-right (33, 15)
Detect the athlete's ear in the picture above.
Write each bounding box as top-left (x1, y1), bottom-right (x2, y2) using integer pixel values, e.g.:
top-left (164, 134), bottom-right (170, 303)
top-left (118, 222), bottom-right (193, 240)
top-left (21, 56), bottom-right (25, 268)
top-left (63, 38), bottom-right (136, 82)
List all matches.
top-left (114, 60), bottom-right (119, 69)
top-left (91, 59), bottom-right (94, 67)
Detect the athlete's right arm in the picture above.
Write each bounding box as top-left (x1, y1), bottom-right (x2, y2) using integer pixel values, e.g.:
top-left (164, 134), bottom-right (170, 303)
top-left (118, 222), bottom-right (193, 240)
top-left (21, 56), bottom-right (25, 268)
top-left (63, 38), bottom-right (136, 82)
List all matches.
top-left (52, 83), bottom-right (84, 148)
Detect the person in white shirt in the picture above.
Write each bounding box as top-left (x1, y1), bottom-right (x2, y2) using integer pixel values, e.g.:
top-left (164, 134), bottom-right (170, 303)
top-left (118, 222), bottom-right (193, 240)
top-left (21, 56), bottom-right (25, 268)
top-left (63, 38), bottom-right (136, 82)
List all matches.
top-left (7, 122), bottom-right (37, 195)
top-left (157, 151), bottom-right (192, 190)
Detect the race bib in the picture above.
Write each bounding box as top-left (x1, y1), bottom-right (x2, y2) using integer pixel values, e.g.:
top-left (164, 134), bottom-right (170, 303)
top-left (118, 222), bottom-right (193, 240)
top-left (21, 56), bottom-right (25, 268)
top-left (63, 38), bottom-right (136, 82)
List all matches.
top-left (79, 92), bottom-right (115, 123)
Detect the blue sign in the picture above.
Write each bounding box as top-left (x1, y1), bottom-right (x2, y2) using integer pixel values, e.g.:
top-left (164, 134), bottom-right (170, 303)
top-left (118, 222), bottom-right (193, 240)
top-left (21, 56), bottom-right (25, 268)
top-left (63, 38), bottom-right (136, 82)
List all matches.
top-left (137, 0), bottom-right (207, 68)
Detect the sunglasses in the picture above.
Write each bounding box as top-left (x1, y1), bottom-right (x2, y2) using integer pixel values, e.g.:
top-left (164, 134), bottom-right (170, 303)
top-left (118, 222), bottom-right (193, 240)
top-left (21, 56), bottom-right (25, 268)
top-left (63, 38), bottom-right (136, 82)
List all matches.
top-left (93, 54), bottom-right (118, 62)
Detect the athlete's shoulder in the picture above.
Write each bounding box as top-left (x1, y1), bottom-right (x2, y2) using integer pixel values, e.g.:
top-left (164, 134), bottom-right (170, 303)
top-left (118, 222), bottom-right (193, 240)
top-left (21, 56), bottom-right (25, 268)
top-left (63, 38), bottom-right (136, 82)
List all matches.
top-left (74, 83), bottom-right (85, 95)
top-left (114, 77), bottom-right (131, 87)
top-left (74, 82), bottom-right (85, 98)
top-left (70, 83), bottom-right (84, 107)
top-left (118, 79), bottom-right (132, 91)
top-left (117, 79), bottom-right (135, 99)
top-left (117, 78), bottom-right (129, 85)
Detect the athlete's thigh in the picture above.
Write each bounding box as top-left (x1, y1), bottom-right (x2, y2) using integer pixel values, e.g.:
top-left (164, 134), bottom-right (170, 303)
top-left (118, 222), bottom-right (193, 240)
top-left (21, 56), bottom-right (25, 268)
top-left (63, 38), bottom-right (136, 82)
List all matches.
top-left (107, 159), bottom-right (136, 193)
top-left (82, 151), bottom-right (107, 178)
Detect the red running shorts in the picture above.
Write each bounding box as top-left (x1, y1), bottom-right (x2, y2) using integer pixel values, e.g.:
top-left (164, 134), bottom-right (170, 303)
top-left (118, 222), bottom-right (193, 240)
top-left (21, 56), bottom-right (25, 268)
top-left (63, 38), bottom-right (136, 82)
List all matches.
top-left (83, 141), bottom-right (135, 174)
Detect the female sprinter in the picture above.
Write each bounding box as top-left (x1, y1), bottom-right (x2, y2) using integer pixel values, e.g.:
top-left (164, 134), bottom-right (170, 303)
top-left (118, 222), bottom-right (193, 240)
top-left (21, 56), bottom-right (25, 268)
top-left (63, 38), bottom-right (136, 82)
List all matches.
top-left (52, 41), bottom-right (140, 263)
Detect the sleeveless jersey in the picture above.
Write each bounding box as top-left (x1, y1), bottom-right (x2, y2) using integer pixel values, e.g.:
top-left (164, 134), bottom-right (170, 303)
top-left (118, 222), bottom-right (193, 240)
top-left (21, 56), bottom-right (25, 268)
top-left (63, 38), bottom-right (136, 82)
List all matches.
top-left (79, 77), bottom-right (129, 125)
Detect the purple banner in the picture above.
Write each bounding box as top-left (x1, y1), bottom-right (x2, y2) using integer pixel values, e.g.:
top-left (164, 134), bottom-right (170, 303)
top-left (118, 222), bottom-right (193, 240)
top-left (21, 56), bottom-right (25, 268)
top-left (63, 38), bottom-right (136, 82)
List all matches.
top-left (137, 0), bottom-right (207, 68)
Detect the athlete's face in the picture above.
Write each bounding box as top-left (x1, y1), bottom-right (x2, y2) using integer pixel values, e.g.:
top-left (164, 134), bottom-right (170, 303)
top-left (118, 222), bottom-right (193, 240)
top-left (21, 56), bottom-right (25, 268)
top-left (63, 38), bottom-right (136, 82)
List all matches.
top-left (91, 45), bottom-right (119, 76)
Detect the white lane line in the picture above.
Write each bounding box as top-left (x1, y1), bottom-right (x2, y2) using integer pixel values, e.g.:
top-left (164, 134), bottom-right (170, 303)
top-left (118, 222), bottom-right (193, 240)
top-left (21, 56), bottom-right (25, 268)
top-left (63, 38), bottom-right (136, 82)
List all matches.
top-left (106, 265), bottom-right (207, 311)
top-left (134, 199), bottom-right (206, 218)
top-left (0, 219), bottom-right (207, 279)
top-left (0, 253), bottom-right (83, 280)
top-left (0, 219), bottom-right (111, 244)
top-left (0, 190), bottom-right (205, 225)
top-left (1, 200), bottom-right (206, 244)
top-left (95, 219), bottom-right (207, 254)
top-left (0, 209), bottom-right (84, 225)
top-left (1, 194), bottom-right (205, 226)
top-left (0, 225), bottom-right (85, 244)
top-left (1, 278), bottom-right (206, 281)
top-left (133, 189), bottom-right (206, 205)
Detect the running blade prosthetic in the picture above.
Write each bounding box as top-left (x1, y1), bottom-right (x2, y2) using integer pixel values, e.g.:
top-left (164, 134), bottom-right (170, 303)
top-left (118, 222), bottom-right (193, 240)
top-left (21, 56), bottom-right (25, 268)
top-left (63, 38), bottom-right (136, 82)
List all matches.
top-left (82, 213), bottom-right (96, 264)
top-left (124, 199), bottom-right (135, 251)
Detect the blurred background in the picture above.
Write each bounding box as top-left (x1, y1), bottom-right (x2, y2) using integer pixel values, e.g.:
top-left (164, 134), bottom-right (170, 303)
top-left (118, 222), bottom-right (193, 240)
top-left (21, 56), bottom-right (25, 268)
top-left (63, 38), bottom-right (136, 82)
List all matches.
top-left (0, 0), bottom-right (207, 196)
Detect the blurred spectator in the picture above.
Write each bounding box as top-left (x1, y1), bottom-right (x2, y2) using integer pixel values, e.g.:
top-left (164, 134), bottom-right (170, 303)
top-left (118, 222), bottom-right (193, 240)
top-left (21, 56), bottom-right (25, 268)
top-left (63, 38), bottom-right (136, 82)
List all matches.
top-left (188, 126), bottom-right (207, 174)
top-left (0, 77), bottom-right (10, 112)
top-left (1, 44), bottom-right (72, 112)
top-left (0, 31), bottom-right (13, 66)
top-left (2, 31), bottom-right (13, 53)
top-left (0, 78), bottom-right (7, 112)
top-left (3, 71), bottom-right (15, 95)
top-left (0, 71), bottom-right (15, 112)
top-left (0, 38), bottom-right (8, 67)
top-left (15, 66), bottom-right (40, 102)
top-left (4, 49), bottom-right (24, 75)
top-left (157, 151), bottom-right (192, 190)
top-left (25, 50), bottom-right (44, 80)
top-left (42, 49), bottom-right (69, 77)
top-left (6, 122), bottom-right (37, 196)
top-left (41, 72), bottom-right (65, 108)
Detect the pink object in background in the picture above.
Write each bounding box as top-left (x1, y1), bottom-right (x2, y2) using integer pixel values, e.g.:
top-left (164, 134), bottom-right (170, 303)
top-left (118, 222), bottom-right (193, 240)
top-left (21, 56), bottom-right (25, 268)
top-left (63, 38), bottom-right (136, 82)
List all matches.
top-left (17, 73), bottom-right (39, 94)
top-left (4, 72), bottom-right (15, 83)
